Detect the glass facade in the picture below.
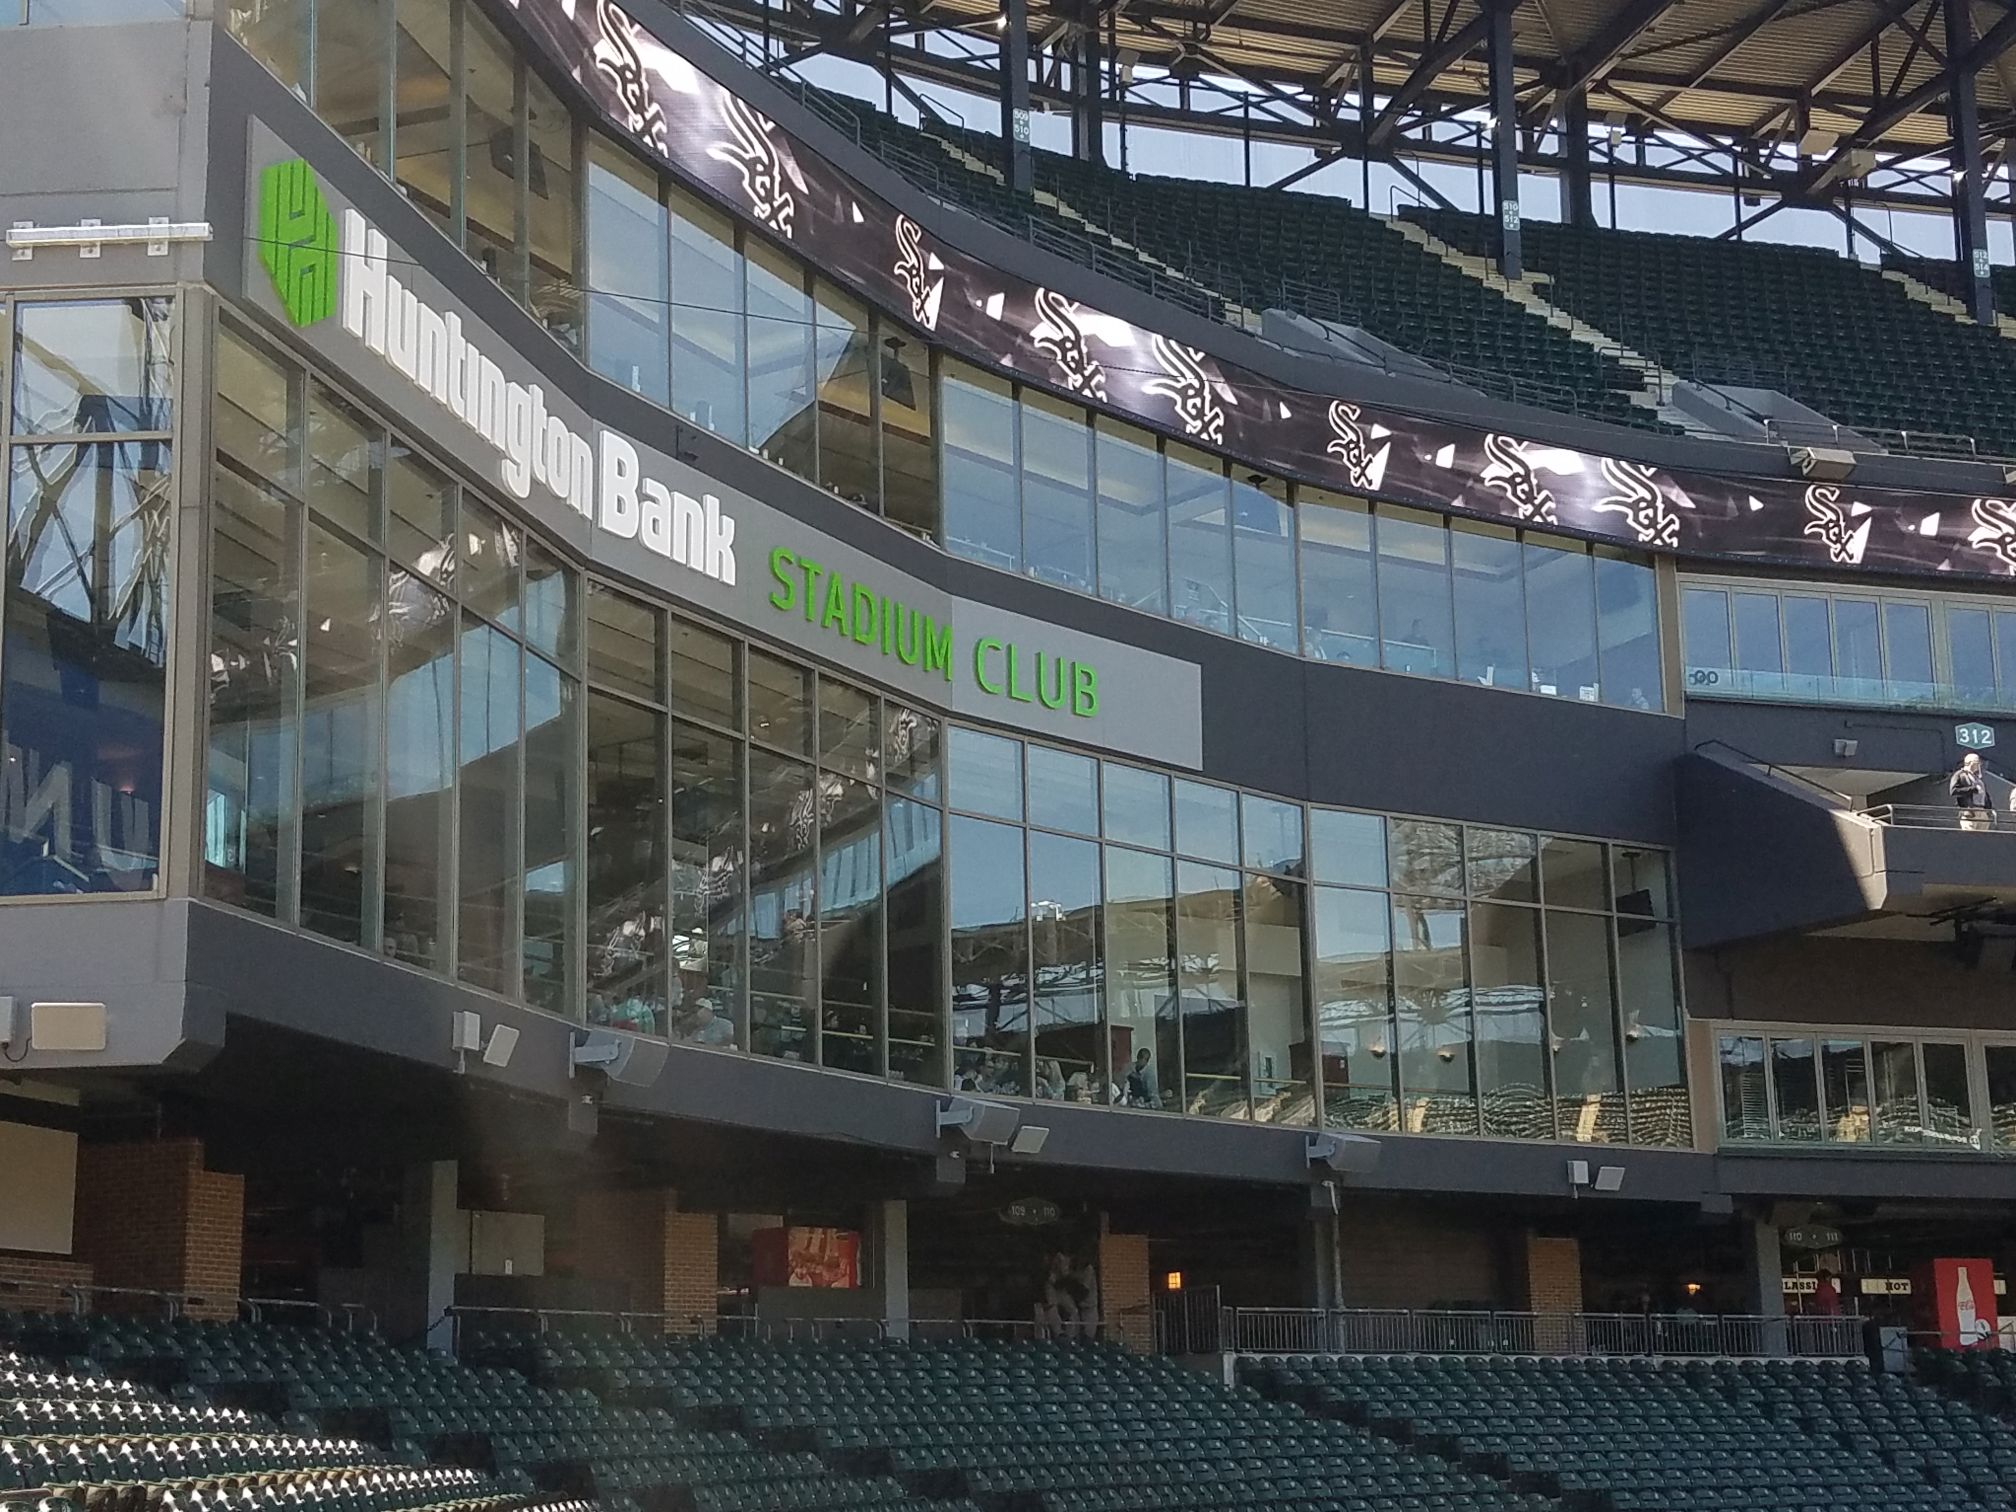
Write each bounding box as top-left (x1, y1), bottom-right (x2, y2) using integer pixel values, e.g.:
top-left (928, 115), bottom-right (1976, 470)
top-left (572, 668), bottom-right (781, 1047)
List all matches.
top-left (1, 296), bottom-right (175, 895)
top-left (1718, 1024), bottom-right (2016, 1154)
top-left (1683, 574), bottom-right (2016, 714)
top-left (227, 0), bottom-right (1670, 712)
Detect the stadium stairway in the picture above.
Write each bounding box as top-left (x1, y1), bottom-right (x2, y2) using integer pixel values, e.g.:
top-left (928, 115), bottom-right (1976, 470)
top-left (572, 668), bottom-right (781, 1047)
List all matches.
top-left (1244, 1352), bottom-right (2016, 1512)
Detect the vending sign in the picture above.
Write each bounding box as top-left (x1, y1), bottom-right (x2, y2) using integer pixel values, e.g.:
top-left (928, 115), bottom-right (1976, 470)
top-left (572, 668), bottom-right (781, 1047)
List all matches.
top-left (1914, 1258), bottom-right (1999, 1348)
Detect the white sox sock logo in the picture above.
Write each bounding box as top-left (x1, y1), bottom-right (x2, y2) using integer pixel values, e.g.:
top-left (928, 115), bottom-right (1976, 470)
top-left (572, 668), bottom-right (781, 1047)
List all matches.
top-left (1967, 497), bottom-right (2016, 571)
top-left (1802, 485), bottom-right (1871, 565)
top-left (893, 216), bottom-right (945, 331)
top-left (711, 95), bottom-right (796, 238)
top-left (1031, 287), bottom-right (1107, 399)
top-left (591, 0), bottom-right (668, 154)
top-left (1590, 458), bottom-right (1680, 547)
top-left (1144, 337), bottom-right (1226, 444)
top-left (1480, 434), bottom-right (1558, 525)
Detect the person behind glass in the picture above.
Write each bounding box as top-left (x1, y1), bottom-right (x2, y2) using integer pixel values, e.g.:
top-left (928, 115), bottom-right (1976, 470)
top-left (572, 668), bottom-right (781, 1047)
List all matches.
top-left (1124, 1048), bottom-right (1158, 1108)
top-left (1034, 1059), bottom-right (1066, 1099)
top-left (1951, 752), bottom-right (1994, 830)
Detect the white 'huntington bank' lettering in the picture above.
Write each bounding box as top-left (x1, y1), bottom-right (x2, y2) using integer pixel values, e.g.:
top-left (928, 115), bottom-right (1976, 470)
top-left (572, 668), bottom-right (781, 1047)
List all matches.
top-left (338, 208), bottom-right (736, 586)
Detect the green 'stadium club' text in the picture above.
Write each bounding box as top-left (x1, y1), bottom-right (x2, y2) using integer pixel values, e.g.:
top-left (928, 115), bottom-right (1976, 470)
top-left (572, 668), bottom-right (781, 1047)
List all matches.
top-left (766, 548), bottom-right (1100, 717)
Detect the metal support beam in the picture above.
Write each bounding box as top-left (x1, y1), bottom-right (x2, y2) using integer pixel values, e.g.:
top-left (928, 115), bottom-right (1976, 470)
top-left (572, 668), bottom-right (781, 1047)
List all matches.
top-left (1948, 0), bottom-right (1996, 323)
top-left (1072, 1), bottom-right (1106, 163)
top-left (1487, 0), bottom-right (1522, 276)
top-left (1564, 86), bottom-right (1594, 226)
top-left (1000, 0), bottom-right (1033, 194)
top-left (1366, 9), bottom-right (1490, 149)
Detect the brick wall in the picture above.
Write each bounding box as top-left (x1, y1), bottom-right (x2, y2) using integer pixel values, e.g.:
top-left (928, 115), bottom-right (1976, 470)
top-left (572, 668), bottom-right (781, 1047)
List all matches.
top-left (1099, 1232), bottom-right (1152, 1353)
top-left (1524, 1233), bottom-right (1584, 1354)
top-left (74, 1140), bottom-right (243, 1320)
top-left (1339, 1208), bottom-right (1508, 1310)
top-left (0, 1252), bottom-right (92, 1312)
top-left (661, 1208), bottom-right (718, 1336)
top-left (573, 1190), bottom-right (717, 1336)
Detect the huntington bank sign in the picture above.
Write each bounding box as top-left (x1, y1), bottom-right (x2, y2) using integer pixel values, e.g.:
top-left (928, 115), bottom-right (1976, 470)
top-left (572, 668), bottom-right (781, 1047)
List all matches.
top-left (256, 158), bottom-right (735, 586)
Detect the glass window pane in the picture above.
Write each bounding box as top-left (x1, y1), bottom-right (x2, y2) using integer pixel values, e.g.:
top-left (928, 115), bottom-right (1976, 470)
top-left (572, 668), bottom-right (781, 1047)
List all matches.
top-left (1177, 860), bottom-right (1245, 1118)
top-left (1885, 600), bottom-right (1935, 693)
top-left (1095, 419), bottom-right (1166, 615)
top-left (1473, 901), bottom-right (1548, 1140)
top-left (1951, 607), bottom-right (1997, 700)
top-left (1021, 392), bottom-right (1093, 592)
top-left (1922, 1042), bottom-right (1974, 1147)
top-left (1314, 886), bottom-right (1395, 1131)
top-left (298, 523), bottom-right (382, 946)
top-left (1231, 473), bottom-right (1296, 651)
top-left (1031, 831), bottom-right (1102, 1099)
top-left (1770, 1037), bottom-right (1821, 1142)
top-left (587, 582), bottom-right (660, 702)
top-left (1985, 1044), bottom-right (2016, 1152)
top-left (1166, 445), bottom-right (1232, 635)
top-left (457, 616), bottom-right (520, 993)
top-left (1834, 598), bottom-right (1881, 685)
top-left (1525, 537), bottom-right (1599, 701)
top-left (747, 648), bottom-right (811, 754)
top-left (1549, 910), bottom-right (1623, 1143)
top-left (1174, 780), bottom-right (1238, 863)
top-left (886, 792), bottom-right (944, 1085)
top-left (461, 5), bottom-right (520, 298)
top-left (670, 718), bottom-right (744, 1047)
top-left (215, 324), bottom-right (295, 489)
top-left (1302, 809), bottom-right (1383, 889)
top-left (1378, 506), bottom-right (1454, 678)
top-left (1783, 595), bottom-right (1832, 679)
top-left (1719, 1034), bottom-right (1769, 1142)
top-left (818, 775), bottom-right (882, 1076)
top-left (669, 187), bottom-right (746, 443)
top-left (883, 704), bottom-right (939, 801)
top-left (817, 677), bottom-right (877, 779)
top-left (1819, 1037), bottom-right (1869, 1143)
top-left (948, 726), bottom-right (1022, 821)
top-left (1393, 894), bottom-right (1472, 1133)
top-left (951, 815), bottom-right (1028, 1096)
top-left (1732, 591), bottom-right (1782, 674)
top-left (748, 749), bottom-right (817, 1061)
top-left (746, 240), bottom-right (816, 479)
top-left (1542, 836), bottom-right (1608, 911)
top-left (315, 0), bottom-right (386, 168)
top-left (1105, 845), bottom-right (1175, 1109)
top-left (386, 443), bottom-right (453, 580)
top-left (1997, 614), bottom-right (2016, 698)
top-left (1618, 919), bottom-right (1688, 1147)
top-left (940, 363), bottom-right (1019, 572)
top-left (669, 615), bottom-right (737, 730)
top-left (1614, 846), bottom-right (1672, 919)
top-left (1451, 523), bottom-right (1527, 691)
top-left (1595, 550), bottom-right (1661, 712)
top-left (1389, 819), bottom-right (1462, 897)
top-left (1682, 586), bottom-right (1731, 672)
top-left (1240, 793), bottom-right (1302, 874)
top-left (458, 498), bottom-right (520, 627)
top-left (383, 576), bottom-right (454, 970)
top-left (1101, 763), bottom-right (1170, 852)
top-left (587, 693), bottom-right (666, 1037)
top-left (523, 65), bottom-right (581, 351)
top-left (393, 0), bottom-right (454, 235)
top-left (12, 298), bottom-right (174, 435)
top-left (2, 441), bottom-right (171, 897)
top-left (587, 140), bottom-right (670, 405)
top-left (204, 466), bottom-right (296, 917)
top-left (1870, 1039), bottom-right (1922, 1143)
top-left (1467, 827), bottom-right (1536, 904)
top-left (1246, 875), bottom-right (1309, 1125)
top-left (1299, 489), bottom-right (1377, 666)
top-left (226, 0), bottom-right (306, 91)
top-left (879, 332), bottom-right (936, 539)
top-left (1028, 745), bottom-right (1098, 834)
top-left (522, 540), bottom-right (574, 665)
top-left (522, 658), bottom-right (576, 1013)
top-left (813, 282), bottom-right (878, 509)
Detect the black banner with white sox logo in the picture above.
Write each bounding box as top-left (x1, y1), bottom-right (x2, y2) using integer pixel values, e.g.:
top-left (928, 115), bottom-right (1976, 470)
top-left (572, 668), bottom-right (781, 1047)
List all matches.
top-left (502, 0), bottom-right (2016, 586)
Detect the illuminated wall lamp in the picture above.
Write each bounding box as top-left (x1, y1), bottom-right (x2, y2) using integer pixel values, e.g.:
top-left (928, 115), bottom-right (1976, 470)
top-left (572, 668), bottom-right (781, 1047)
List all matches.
top-left (10, 219), bottom-right (214, 261)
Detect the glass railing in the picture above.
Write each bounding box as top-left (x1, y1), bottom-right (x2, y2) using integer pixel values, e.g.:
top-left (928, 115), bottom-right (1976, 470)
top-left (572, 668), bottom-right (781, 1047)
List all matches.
top-left (1684, 664), bottom-right (2000, 714)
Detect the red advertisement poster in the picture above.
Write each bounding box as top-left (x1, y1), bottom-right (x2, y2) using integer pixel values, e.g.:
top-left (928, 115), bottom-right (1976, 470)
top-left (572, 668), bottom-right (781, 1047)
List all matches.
top-left (1913, 1258), bottom-right (1999, 1349)
top-left (752, 1226), bottom-right (862, 1289)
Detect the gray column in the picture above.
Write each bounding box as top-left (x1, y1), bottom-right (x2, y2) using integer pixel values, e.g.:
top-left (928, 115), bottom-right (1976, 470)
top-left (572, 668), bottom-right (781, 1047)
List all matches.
top-left (1486, 0), bottom-right (1522, 277)
top-left (866, 1198), bottom-right (910, 1340)
top-left (1947, 0), bottom-right (1995, 325)
top-left (1299, 1206), bottom-right (1344, 1312)
top-left (1072, 6), bottom-right (1106, 166)
top-left (1563, 88), bottom-right (1594, 229)
top-left (397, 1160), bottom-right (461, 1353)
top-left (998, 0), bottom-right (1032, 195)
top-left (1740, 1215), bottom-right (1788, 1356)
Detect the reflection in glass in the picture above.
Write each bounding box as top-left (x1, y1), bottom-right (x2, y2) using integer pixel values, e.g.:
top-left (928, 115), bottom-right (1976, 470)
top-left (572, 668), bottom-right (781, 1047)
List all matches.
top-left (1884, 600), bottom-right (1934, 690)
top-left (457, 617), bottom-right (520, 993)
top-left (1467, 827), bottom-right (1536, 903)
top-left (315, 0), bottom-right (385, 154)
top-left (298, 524), bottom-right (382, 946)
top-left (1619, 920), bottom-right (1688, 1146)
top-left (386, 445), bottom-right (453, 581)
top-left (1174, 780), bottom-right (1238, 864)
top-left (883, 704), bottom-right (939, 800)
top-left (819, 777), bottom-right (883, 1076)
top-left (1095, 420), bottom-right (1166, 615)
top-left (748, 748), bottom-right (817, 1060)
top-left (1985, 1045), bottom-right (2016, 1151)
top-left (1177, 861), bottom-right (1245, 1118)
top-left (2, 442), bottom-right (171, 896)
top-left (817, 677), bottom-right (878, 780)
top-left (458, 499), bottom-right (520, 628)
top-left (1719, 1034), bottom-right (1768, 1141)
top-left (1028, 745), bottom-right (1098, 835)
top-left (1525, 537), bottom-right (1598, 700)
top-left (670, 718), bottom-right (744, 1045)
top-left (1541, 836), bottom-right (1607, 910)
top-left (1950, 607), bottom-right (1996, 698)
top-left (1548, 910), bottom-right (1622, 1143)
top-left (1102, 764), bottom-right (1170, 851)
top-left (940, 364), bottom-right (1019, 572)
top-left (1472, 902), bottom-right (1548, 1140)
top-left (1310, 809), bottom-right (1385, 888)
top-left (746, 241), bottom-right (816, 479)
top-left (522, 539), bottom-right (574, 666)
top-left (1922, 1041), bottom-right (1973, 1146)
top-left (1835, 598), bottom-right (1880, 685)
top-left (1105, 846), bottom-right (1175, 1111)
top-left (1452, 524), bottom-right (1526, 690)
top-left (949, 726), bottom-right (1022, 820)
top-left (1021, 392), bottom-right (1094, 592)
top-left (460, 3), bottom-right (521, 297)
top-left (1732, 591), bottom-right (1781, 674)
top-left (1377, 506), bottom-right (1453, 677)
top-left (587, 139), bottom-right (670, 404)
top-left (951, 815), bottom-right (1028, 1095)
top-left (1167, 445), bottom-right (1232, 635)
top-left (885, 793), bottom-right (944, 1084)
top-left (1299, 490), bottom-right (1377, 667)
top-left (383, 578), bottom-right (454, 970)
top-left (1614, 846), bottom-right (1671, 919)
top-left (1681, 587), bottom-right (1730, 670)
top-left (813, 283), bottom-right (878, 508)
top-left (1231, 473), bottom-right (1296, 651)
top-left (879, 334), bottom-right (937, 538)
top-left (523, 62), bottom-right (582, 353)
top-left (11, 298), bottom-right (174, 436)
top-left (1392, 894), bottom-right (1471, 1133)
top-left (1818, 1038), bottom-right (1869, 1143)
top-left (1389, 819), bottom-right (1462, 897)
top-left (1246, 874), bottom-right (1308, 1125)
top-left (587, 692), bottom-right (665, 1036)
top-left (1595, 551), bottom-right (1660, 711)
top-left (587, 582), bottom-right (660, 703)
top-left (1770, 1038), bottom-right (1820, 1142)
top-left (1871, 1039), bottom-right (1921, 1143)
top-left (393, 0), bottom-right (455, 234)
top-left (1782, 595), bottom-right (1831, 680)
top-left (1030, 831), bottom-right (1102, 1099)
top-left (748, 649), bottom-right (811, 754)
top-left (1241, 793), bottom-right (1302, 874)
top-left (670, 616), bottom-right (737, 731)
top-left (669, 188), bottom-right (747, 443)
top-left (1314, 886), bottom-right (1394, 1130)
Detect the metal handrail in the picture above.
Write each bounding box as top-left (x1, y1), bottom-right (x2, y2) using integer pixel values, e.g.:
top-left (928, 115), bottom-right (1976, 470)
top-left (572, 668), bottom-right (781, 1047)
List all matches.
top-left (1866, 802), bottom-right (2016, 831)
top-left (1221, 1306), bottom-right (1865, 1359)
top-left (1690, 737), bottom-right (1857, 808)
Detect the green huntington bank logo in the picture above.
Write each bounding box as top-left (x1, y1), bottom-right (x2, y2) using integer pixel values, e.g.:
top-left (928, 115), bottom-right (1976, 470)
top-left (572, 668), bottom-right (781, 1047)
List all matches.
top-left (258, 159), bottom-right (340, 328)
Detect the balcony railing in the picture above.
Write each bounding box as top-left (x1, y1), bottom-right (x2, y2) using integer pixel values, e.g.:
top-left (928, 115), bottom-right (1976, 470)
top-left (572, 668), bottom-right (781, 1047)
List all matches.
top-left (1216, 1306), bottom-right (1864, 1359)
top-left (1865, 802), bottom-right (2016, 831)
